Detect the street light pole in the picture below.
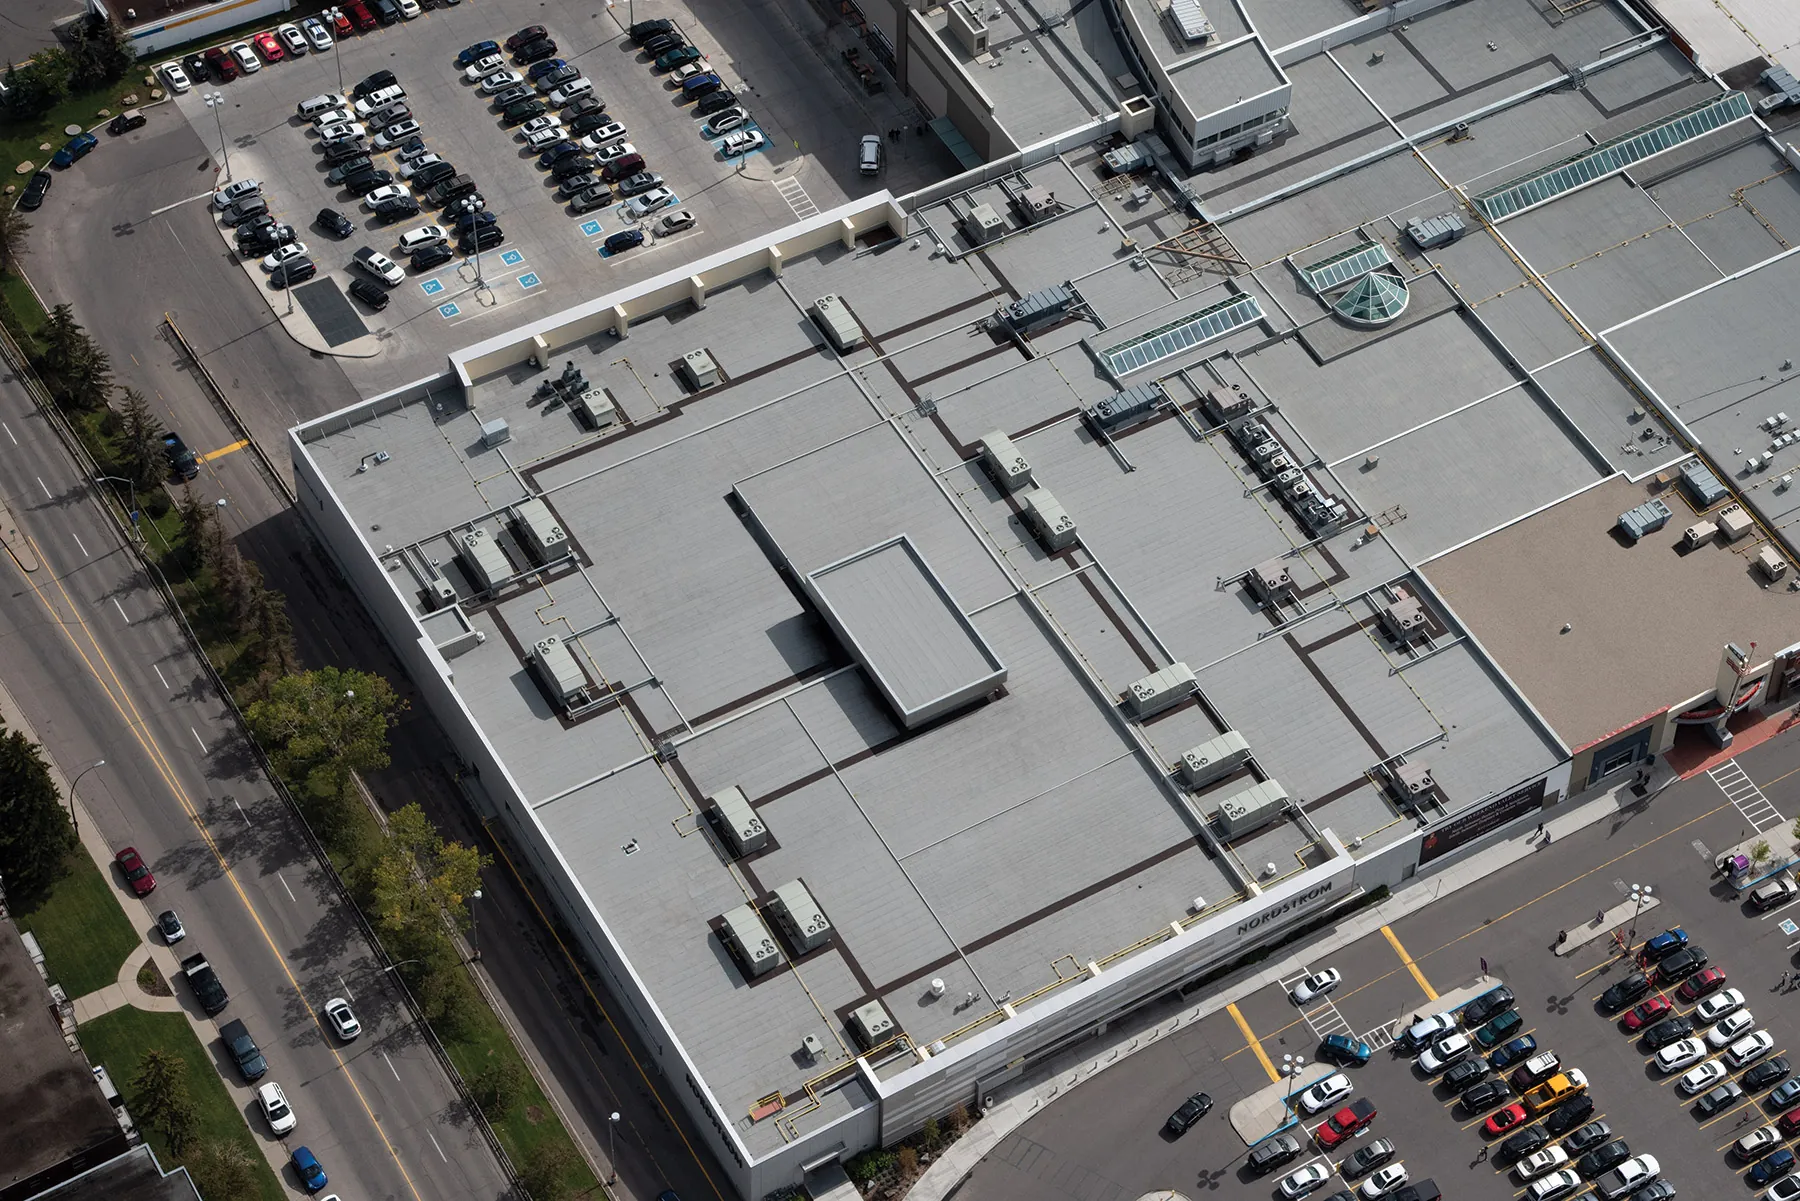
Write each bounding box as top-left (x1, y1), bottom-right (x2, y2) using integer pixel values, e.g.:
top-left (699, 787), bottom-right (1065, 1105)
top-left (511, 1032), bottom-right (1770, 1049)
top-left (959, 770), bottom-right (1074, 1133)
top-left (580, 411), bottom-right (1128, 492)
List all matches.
top-left (67, 759), bottom-right (105, 836)
top-left (468, 887), bottom-right (482, 962)
top-left (325, 9), bottom-right (345, 96)
top-left (1627, 883), bottom-right (1652, 947)
top-left (608, 1111), bottom-right (620, 1184)
top-left (204, 92), bottom-right (231, 180)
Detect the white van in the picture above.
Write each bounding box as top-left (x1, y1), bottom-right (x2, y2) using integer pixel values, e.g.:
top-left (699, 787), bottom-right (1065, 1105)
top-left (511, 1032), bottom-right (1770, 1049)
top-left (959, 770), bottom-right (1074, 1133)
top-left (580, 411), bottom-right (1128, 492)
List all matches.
top-left (859, 133), bottom-right (882, 175)
top-left (296, 93), bottom-right (342, 120)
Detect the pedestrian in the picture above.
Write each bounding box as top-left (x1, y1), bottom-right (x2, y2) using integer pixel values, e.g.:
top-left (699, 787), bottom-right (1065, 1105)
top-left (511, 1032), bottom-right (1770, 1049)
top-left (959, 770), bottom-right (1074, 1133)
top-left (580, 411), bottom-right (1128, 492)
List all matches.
top-left (1558, 929), bottom-right (1567, 944)
top-left (1477, 1145), bottom-right (1489, 1163)
top-left (1533, 823), bottom-right (1544, 839)
top-left (1782, 971), bottom-right (1790, 991)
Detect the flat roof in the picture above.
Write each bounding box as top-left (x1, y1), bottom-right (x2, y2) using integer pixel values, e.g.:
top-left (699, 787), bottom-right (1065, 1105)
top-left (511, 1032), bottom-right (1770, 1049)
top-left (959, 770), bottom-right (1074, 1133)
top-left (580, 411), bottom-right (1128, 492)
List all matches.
top-left (1640, 0), bottom-right (1800, 73)
top-left (1166, 37), bottom-right (1287, 109)
top-left (26, 1146), bottom-right (200, 1201)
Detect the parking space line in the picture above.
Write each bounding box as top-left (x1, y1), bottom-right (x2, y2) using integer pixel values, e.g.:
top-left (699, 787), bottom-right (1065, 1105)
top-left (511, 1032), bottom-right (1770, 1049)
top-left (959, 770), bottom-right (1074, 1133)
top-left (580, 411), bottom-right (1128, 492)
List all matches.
top-left (1227, 1002), bottom-right (1280, 1081)
top-left (1381, 926), bottom-right (1438, 1000)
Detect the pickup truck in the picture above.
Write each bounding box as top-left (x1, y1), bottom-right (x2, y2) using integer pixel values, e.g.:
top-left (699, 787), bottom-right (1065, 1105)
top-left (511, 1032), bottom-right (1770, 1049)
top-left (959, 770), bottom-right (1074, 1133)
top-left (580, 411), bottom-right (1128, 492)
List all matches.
top-left (181, 952), bottom-right (228, 1014)
top-left (1315, 1097), bottom-right (1377, 1148)
top-left (163, 432), bottom-right (199, 480)
top-left (220, 1019), bottom-right (267, 1080)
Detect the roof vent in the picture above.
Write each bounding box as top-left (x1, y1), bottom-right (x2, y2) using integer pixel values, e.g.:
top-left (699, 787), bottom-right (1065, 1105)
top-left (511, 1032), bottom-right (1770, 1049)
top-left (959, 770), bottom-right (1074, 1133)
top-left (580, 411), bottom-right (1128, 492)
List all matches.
top-left (718, 903), bottom-right (784, 979)
top-left (767, 880), bottom-right (833, 954)
top-left (708, 786), bottom-right (767, 857)
top-left (848, 1000), bottom-right (896, 1048)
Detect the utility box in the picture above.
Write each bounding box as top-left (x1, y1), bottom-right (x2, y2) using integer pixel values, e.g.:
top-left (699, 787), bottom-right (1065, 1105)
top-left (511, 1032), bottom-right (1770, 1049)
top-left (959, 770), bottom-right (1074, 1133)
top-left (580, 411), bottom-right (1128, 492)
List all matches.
top-left (1719, 504), bottom-right (1754, 542)
top-left (980, 429), bottom-right (1034, 492)
top-left (809, 294), bottom-right (864, 351)
top-left (719, 904), bottom-right (784, 979)
top-left (1179, 730), bottom-right (1251, 787)
top-left (1216, 778), bottom-right (1288, 836)
top-left (767, 879), bottom-right (833, 954)
top-left (708, 785), bottom-right (767, 856)
top-left (531, 635), bottom-right (587, 708)
top-left (999, 285), bottom-right (1074, 334)
top-left (682, 348), bottom-right (721, 389)
top-left (1405, 211), bottom-right (1466, 250)
top-left (848, 1000), bottom-right (896, 1048)
top-left (1202, 356), bottom-right (1261, 424)
top-left (1084, 383), bottom-right (1163, 431)
top-left (513, 497), bottom-right (568, 562)
top-left (1021, 486), bottom-right (1078, 550)
top-left (1757, 545), bottom-right (1789, 581)
top-left (1013, 187), bottom-right (1058, 224)
top-left (459, 527), bottom-right (511, 591)
top-left (1684, 521), bottom-right (1718, 549)
top-left (1125, 662), bottom-right (1196, 719)
top-left (480, 418), bottom-right (511, 448)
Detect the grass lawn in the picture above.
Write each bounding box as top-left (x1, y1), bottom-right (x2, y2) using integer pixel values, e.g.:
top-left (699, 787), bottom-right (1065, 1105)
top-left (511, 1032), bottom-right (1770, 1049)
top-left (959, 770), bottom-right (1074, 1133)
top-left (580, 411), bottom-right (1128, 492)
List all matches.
top-left (78, 1006), bottom-right (285, 1201)
top-left (13, 849), bottom-right (142, 997)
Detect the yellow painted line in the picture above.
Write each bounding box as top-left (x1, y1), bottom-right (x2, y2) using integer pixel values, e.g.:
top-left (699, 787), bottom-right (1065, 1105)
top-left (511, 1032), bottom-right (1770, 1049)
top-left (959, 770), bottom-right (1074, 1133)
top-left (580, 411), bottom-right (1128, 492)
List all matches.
top-left (1382, 925), bottom-right (1437, 1000)
top-left (202, 438), bottom-right (249, 462)
top-left (1228, 1002), bottom-right (1280, 1081)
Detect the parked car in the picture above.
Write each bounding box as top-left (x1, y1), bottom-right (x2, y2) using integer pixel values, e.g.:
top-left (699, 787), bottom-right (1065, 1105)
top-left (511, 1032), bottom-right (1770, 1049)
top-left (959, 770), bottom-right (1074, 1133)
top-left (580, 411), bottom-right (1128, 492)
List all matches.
top-left (1164, 1091), bottom-right (1211, 1135)
top-left (1577, 1140), bottom-right (1632, 1180)
top-left (580, 123), bottom-right (629, 150)
top-left (1752, 876), bottom-right (1800, 911)
top-left (374, 120), bottom-right (422, 150)
top-left (1677, 966), bottom-right (1728, 1001)
top-left (158, 61), bottom-right (192, 93)
top-left (251, 31), bottom-right (285, 62)
top-left (1642, 928), bottom-right (1687, 961)
top-left (18, 170), bottom-right (51, 210)
top-left (156, 910), bottom-right (186, 943)
top-left (1501, 1126), bottom-right (1551, 1162)
top-left (1708, 1009), bottom-right (1758, 1048)
top-left (506, 24), bottom-right (548, 51)
top-left (107, 109), bottom-right (146, 135)
top-left (1278, 1163), bottom-right (1333, 1199)
top-left (568, 185), bottom-right (613, 214)
top-left (1564, 1120), bottom-right (1612, 1154)
top-left (1729, 1032), bottom-right (1778, 1068)
top-left (603, 228), bottom-right (644, 254)
top-left (501, 99), bottom-right (549, 126)
top-left (624, 186), bottom-right (676, 217)
top-left (346, 170), bottom-right (396, 197)
top-left (527, 57), bottom-right (568, 81)
top-left (326, 157), bottom-right (374, 185)
top-left (551, 155), bottom-right (597, 182)
top-left (114, 847), bottom-right (156, 895)
top-left (1600, 972), bottom-right (1651, 1011)
top-left (1697, 987), bottom-right (1747, 1024)
top-left (290, 1146), bottom-right (328, 1193)
top-left (1527, 1169), bottom-right (1582, 1201)
top-left (1657, 946), bottom-right (1709, 983)
top-left (1359, 1165), bottom-right (1408, 1200)
top-left (1677, 1060), bottom-right (1728, 1094)
top-left (202, 46), bottom-right (237, 82)
top-left (1696, 1080), bottom-right (1747, 1115)
top-left (271, 258), bottom-right (317, 286)
top-left (630, 18), bottom-right (676, 42)
top-left (221, 1018), bottom-right (268, 1080)
top-left (707, 106), bottom-right (752, 134)
top-left (1320, 1033), bottom-right (1373, 1067)
top-left (1643, 1016), bottom-right (1694, 1050)
top-left (1653, 1038), bottom-right (1707, 1073)
top-left (721, 129), bottom-right (768, 158)
top-left (695, 89), bottom-right (739, 116)
top-left (324, 996), bottom-right (361, 1039)
top-left (317, 121), bottom-right (368, 143)
top-left (51, 132), bottom-right (98, 167)
top-left (352, 70), bottom-right (397, 98)
top-left (536, 64), bottom-right (579, 91)
top-left (1596, 1157), bottom-right (1660, 1201)
top-left (458, 40), bottom-right (501, 66)
top-left (1418, 1034), bottom-right (1471, 1073)
top-left (262, 243), bottom-right (310, 271)
top-left (1543, 1094), bottom-right (1594, 1136)
top-left (515, 38), bottom-right (559, 65)
top-left (258, 1081), bottom-right (297, 1134)
top-left (230, 42), bottom-right (261, 74)
top-left (481, 69), bottom-right (526, 94)
top-left (1516, 1146), bottom-right (1569, 1182)
top-left (655, 44), bottom-right (704, 70)
top-left (642, 32), bottom-right (684, 56)
top-left (1474, 1009), bottom-right (1524, 1049)
top-left (1745, 1055), bottom-right (1792, 1092)
top-left (1484, 1103), bottom-right (1528, 1136)
top-left (410, 243), bottom-right (455, 270)
top-left (459, 224), bottom-right (505, 251)
top-left (1755, 1153), bottom-right (1800, 1189)
top-left (1511, 1051), bottom-right (1562, 1090)
top-left (464, 54), bottom-right (506, 81)
top-left (411, 162), bottom-right (457, 190)
top-left (302, 17), bottom-right (333, 51)
top-left (1460, 1079), bottom-right (1511, 1113)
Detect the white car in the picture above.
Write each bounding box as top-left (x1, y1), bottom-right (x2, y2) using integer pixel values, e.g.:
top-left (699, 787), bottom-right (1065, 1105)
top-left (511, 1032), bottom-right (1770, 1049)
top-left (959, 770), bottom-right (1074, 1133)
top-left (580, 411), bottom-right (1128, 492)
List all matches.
top-left (398, 153), bottom-right (444, 179)
top-left (277, 23), bottom-right (308, 55)
top-left (397, 0), bottom-right (421, 15)
top-left (1596, 1155), bottom-right (1659, 1201)
top-left (213, 178), bottom-right (262, 209)
top-left (1698, 987), bottom-right (1747, 1024)
top-left (1528, 1169), bottom-right (1582, 1201)
top-left (671, 59), bottom-right (714, 82)
top-left (480, 70), bottom-right (525, 94)
top-left (318, 121), bottom-right (367, 142)
top-left (1739, 1126), bottom-right (1784, 1161)
top-left (1290, 969), bottom-right (1342, 1005)
top-left (721, 129), bottom-right (766, 157)
top-left (465, 55), bottom-right (507, 81)
top-left (353, 246), bottom-right (405, 284)
top-left (374, 121), bottom-right (422, 150)
top-left (158, 61), bottom-right (192, 93)
top-left (1417, 1032), bottom-right (1470, 1073)
top-left (548, 79), bottom-right (594, 106)
top-left (526, 126), bottom-right (568, 149)
top-left (1358, 1165), bottom-right (1407, 1200)
top-left (707, 106), bottom-right (751, 134)
top-left (579, 123), bottom-right (629, 150)
top-left (1728, 1031), bottom-right (1777, 1068)
top-left (257, 1080), bottom-right (296, 1134)
top-left (591, 141), bottom-right (637, 165)
top-left (519, 114), bottom-right (562, 136)
top-left (1768, 1173), bottom-right (1800, 1201)
top-left (653, 209), bottom-right (696, 236)
top-left (311, 107), bottom-right (353, 129)
top-left (396, 225), bottom-right (448, 254)
top-left (1297, 1072), bottom-right (1352, 1114)
top-left (362, 184), bottom-right (410, 210)
top-left (230, 42), bottom-right (261, 74)
top-left (262, 243), bottom-right (309, 270)
top-left (1278, 1163), bottom-right (1332, 1200)
top-left (1515, 1146), bottom-right (1569, 1182)
top-left (1402, 1012), bottom-right (1456, 1048)
top-left (1709, 1009), bottom-right (1757, 1047)
top-left (1679, 1059), bottom-right (1728, 1094)
top-left (1653, 1038), bottom-right (1707, 1073)
top-left (395, 140), bottom-right (435, 164)
top-left (302, 16), bottom-right (334, 51)
top-left (624, 187), bottom-right (677, 218)
top-left (324, 996), bottom-right (361, 1040)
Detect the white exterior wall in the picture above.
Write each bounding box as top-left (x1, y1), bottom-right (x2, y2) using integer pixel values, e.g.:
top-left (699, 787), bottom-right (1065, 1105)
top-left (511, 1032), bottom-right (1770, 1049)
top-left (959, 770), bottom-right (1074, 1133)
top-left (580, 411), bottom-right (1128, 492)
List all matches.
top-left (118, 0), bottom-right (292, 56)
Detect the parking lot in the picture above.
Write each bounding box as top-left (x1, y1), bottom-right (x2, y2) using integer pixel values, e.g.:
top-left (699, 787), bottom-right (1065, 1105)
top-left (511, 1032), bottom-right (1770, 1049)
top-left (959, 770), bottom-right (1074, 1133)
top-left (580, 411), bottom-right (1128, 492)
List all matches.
top-left (159, 0), bottom-right (958, 389)
top-left (955, 733), bottom-right (1800, 1201)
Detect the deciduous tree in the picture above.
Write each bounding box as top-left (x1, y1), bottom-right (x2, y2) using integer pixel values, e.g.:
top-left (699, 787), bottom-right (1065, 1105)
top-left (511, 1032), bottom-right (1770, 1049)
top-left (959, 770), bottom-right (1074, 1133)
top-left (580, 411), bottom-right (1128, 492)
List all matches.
top-left (0, 209), bottom-right (31, 275)
top-left (244, 667), bottom-right (405, 801)
top-left (182, 1139), bottom-right (256, 1198)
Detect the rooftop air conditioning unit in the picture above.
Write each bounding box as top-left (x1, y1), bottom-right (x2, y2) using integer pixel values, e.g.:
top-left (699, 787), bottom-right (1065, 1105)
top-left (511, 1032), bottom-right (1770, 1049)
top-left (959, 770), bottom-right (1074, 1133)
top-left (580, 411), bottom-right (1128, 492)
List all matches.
top-left (767, 880), bottom-right (833, 954)
top-left (573, 386), bottom-right (619, 431)
top-left (980, 429), bottom-right (1034, 492)
top-left (480, 418), bottom-right (511, 448)
top-left (531, 635), bottom-right (587, 707)
top-left (848, 1000), bottom-right (896, 1048)
top-left (1215, 779), bottom-right (1287, 836)
top-left (962, 202), bottom-right (1005, 245)
top-left (426, 578), bottom-right (457, 610)
top-left (513, 497), bottom-right (568, 563)
top-left (708, 786), bottom-right (767, 857)
top-left (809, 294), bottom-right (864, 351)
top-left (1381, 593), bottom-right (1427, 642)
top-left (681, 348), bottom-right (721, 389)
top-left (1021, 486), bottom-right (1078, 550)
top-left (719, 903), bottom-right (784, 979)
top-left (1757, 546), bottom-right (1788, 581)
top-left (1247, 559), bottom-right (1291, 604)
top-left (1125, 662), bottom-right (1196, 719)
top-left (1391, 761), bottom-right (1434, 800)
top-left (1179, 730), bottom-right (1251, 788)
top-left (459, 527), bottom-right (512, 591)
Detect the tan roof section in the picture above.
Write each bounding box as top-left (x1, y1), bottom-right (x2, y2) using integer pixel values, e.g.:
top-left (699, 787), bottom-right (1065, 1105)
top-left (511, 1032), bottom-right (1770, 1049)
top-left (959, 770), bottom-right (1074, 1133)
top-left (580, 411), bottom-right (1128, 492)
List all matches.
top-left (1426, 475), bottom-right (1796, 749)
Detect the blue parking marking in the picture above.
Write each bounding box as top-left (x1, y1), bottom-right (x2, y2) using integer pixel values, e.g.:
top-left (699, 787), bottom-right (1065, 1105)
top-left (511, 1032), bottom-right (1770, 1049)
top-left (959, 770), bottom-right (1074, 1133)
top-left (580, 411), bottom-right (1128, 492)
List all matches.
top-left (499, 249), bottom-right (524, 266)
top-left (518, 272), bottom-right (541, 289)
top-left (579, 219), bottom-right (603, 237)
top-left (438, 301), bottom-right (461, 318)
top-left (421, 278), bottom-right (445, 296)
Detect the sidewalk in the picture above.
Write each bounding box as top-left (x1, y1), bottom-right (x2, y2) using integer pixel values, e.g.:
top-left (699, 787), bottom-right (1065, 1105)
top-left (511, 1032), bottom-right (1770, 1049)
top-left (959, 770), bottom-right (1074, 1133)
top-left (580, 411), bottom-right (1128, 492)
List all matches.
top-left (905, 767), bottom-right (1666, 1201)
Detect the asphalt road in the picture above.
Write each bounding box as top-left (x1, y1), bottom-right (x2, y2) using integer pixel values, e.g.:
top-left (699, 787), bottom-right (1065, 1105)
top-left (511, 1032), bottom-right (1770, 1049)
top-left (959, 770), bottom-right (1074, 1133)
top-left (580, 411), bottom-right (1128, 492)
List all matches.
top-left (953, 733), bottom-right (1800, 1201)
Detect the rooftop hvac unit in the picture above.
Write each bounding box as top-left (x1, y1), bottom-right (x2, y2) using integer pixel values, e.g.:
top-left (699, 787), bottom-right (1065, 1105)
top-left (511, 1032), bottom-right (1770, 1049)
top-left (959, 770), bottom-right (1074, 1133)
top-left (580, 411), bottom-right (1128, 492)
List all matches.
top-left (767, 879), bottom-right (833, 954)
top-left (1390, 761), bottom-right (1434, 800)
top-left (962, 202), bottom-right (1005, 246)
top-left (1020, 486), bottom-right (1078, 550)
top-left (426, 578), bottom-right (457, 610)
top-left (531, 635), bottom-right (587, 707)
top-left (1125, 662), bottom-right (1196, 719)
top-left (459, 527), bottom-right (512, 591)
top-left (1266, 454), bottom-right (1294, 475)
top-left (1084, 382), bottom-right (1163, 431)
top-left (1718, 504), bottom-right (1754, 542)
top-left (801, 1033), bottom-right (826, 1062)
top-left (1678, 460), bottom-right (1728, 508)
top-left (1251, 440), bottom-right (1282, 462)
top-left (1684, 521), bottom-right (1718, 549)
top-left (1167, 0), bottom-right (1214, 42)
top-left (980, 429), bottom-right (1034, 492)
top-left (1013, 187), bottom-right (1058, 224)
top-left (848, 999), bottom-right (896, 1048)
top-left (719, 903), bottom-right (784, 979)
top-left (1616, 498), bottom-right (1671, 543)
top-left (1283, 478), bottom-right (1315, 503)
top-left (708, 785), bottom-right (767, 857)
top-left (513, 497), bottom-right (568, 562)
top-left (681, 348), bottom-right (721, 389)
top-left (1381, 593), bottom-right (1427, 642)
top-left (1216, 778), bottom-right (1287, 836)
top-left (809, 294), bottom-right (864, 351)
top-left (1232, 419), bottom-right (1270, 449)
top-left (480, 418), bottom-right (511, 448)
top-left (573, 386), bottom-right (619, 431)
top-left (1179, 730), bottom-right (1251, 788)
top-left (1247, 558), bottom-right (1292, 604)
top-left (1757, 546), bottom-right (1789, 581)
top-left (1405, 212), bottom-right (1467, 250)
top-left (1000, 284), bottom-right (1074, 333)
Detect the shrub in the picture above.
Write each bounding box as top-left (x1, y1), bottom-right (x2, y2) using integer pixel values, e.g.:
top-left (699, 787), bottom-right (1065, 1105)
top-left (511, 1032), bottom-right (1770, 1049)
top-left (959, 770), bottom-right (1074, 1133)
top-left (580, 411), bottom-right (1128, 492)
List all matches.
top-left (921, 1117), bottom-right (940, 1147)
top-left (846, 1148), bottom-right (897, 1185)
top-left (896, 1147), bottom-right (919, 1179)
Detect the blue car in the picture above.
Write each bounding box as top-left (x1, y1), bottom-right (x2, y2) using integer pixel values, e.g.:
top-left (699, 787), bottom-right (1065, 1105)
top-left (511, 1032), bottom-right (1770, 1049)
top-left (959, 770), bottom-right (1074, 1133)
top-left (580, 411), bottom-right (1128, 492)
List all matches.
top-left (1642, 927), bottom-right (1688, 962)
top-left (1319, 1033), bottom-right (1372, 1066)
top-left (51, 132), bottom-right (97, 168)
top-left (1487, 1034), bottom-right (1537, 1070)
top-left (527, 57), bottom-right (567, 80)
top-left (457, 39), bottom-right (499, 66)
top-left (1751, 1148), bottom-right (1797, 1186)
top-left (604, 229), bottom-right (644, 254)
top-left (290, 1147), bottom-right (328, 1192)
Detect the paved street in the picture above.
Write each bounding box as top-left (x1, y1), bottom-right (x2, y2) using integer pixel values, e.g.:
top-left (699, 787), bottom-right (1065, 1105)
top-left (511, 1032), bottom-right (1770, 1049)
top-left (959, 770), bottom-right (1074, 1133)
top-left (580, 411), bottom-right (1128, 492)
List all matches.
top-left (953, 734), bottom-right (1800, 1201)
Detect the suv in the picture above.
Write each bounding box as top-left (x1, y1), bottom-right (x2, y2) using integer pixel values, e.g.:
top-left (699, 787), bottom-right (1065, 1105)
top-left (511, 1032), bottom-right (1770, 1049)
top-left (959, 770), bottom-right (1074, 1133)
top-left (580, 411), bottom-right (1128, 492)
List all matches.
top-left (1576, 1140), bottom-right (1631, 1179)
top-left (1489, 1035), bottom-right (1537, 1070)
top-left (1475, 1009), bottom-right (1524, 1048)
top-left (1642, 928), bottom-right (1687, 961)
top-left (181, 952), bottom-right (228, 1014)
top-left (1344, 1139), bottom-right (1397, 1178)
top-left (347, 278), bottom-right (390, 310)
top-left (1543, 1094), bottom-right (1594, 1136)
top-left (163, 433), bottom-right (200, 479)
top-left (1642, 1016), bottom-right (1694, 1050)
top-left (1320, 1034), bottom-right (1373, 1067)
top-left (1248, 1134), bottom-right (1302, 1175)
top-left (1657, 946), bottom-right (1708, 983)
top-left (1462, 986), bottom-right (1516, 1028)
top-left (1164, 1091), bottom-right (1211, 1136)
top-left (258, 1081), bottom-right (296, 1134)
top-left (1753, 877), bottom-right (1800, 910)
top-left (1600, 972), bottom-right (1650, 1011)
top-left (220, 1019), bottom-right (267, 1080)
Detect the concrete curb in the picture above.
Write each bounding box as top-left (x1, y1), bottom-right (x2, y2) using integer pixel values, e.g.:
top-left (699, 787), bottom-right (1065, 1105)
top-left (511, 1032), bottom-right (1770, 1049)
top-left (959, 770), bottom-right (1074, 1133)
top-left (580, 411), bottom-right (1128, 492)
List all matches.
top-left (903, 774), bottom-right (1655, 1201)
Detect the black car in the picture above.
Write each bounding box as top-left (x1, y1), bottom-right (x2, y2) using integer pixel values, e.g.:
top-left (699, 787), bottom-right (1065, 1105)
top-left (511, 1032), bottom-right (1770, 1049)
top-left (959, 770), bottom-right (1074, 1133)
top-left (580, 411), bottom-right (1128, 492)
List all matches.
top-left (515, 38), bottom-right (559, 64)
top-left (1630, 1182), bottom-right (1677, 1201)
top-left (604, 228), bottom-right (643, 254)
top-left (1695, 1081), bottom-right (1745, 1117)
top-left (1600, 972), bottom-right (1650, 1011)
top-left (569, 185), bottom-right (612, 213)
top-left (1544, 1094), bottom-right (1595, 1136)
top-left (536, 64), bottom-right (579, 91)
top-left (1657, 946), bottom-right (1708, 983)
top-left (326, 156), bottom-right (374, 184)
top-left (445, 194), bottom-right (488, 219)
top-left (1164, 1091), bottom-right (1211, 1136)
top-left (373, 196), bottom-right (422, 223)
top-left (317, 208), bottom-right (355, 238)
top-left (1575, 1139), bottom-right (1631, 1178)
top-left (353, 70), bottom-right (398, 99)
top-left (411, 243), bottom-right (454, 270)
top-left (271, 258), bottom-right (317, 287)
top-left (556, 173), bottom-right (600, 199)
top-left (490, 84), bottom-right (533, 109)
top-left (563, 94), bottom-right (605, 120)
top-left (1459, 1079), bottom-right (1510, 1113)
top-left (371, 0), bottom-right (401, 24)
top-left (1752, 1150), bottom-right (1799, 1188)
top-left (107, 110), bottom-right (146, 135)
top-left (1746, 1056), bottom-right (1792, 1092)
top-left (1564, 1121), bottom-right (1612, 1154)
top-left (505, 24), bottom-right (547, 51)
top-left (1246, 1134), bottom-right (1301, 1175)
top-left (502, 99), bottom-right (549, 126)
top-left (18, 169), bottom-right (51, 210)
top-left (183, 53), bottom-right (209, 85)
top-left (640, 32), bottom-right (683, 56)
top-left (1343, 1140), bottom-right (1396, 1178)
top-left (239, 224), bottom-right (297, 255)
top-left (322, 137), bottom-right (370, 163)
top-left (694, 89), bottom-right (738, 117)
top-left (345, 170), bottom-right (395, 196)
top-left (163, 432), bottom-right (199, 479)
top-left (550, 155), bottom-right (597, 181)
top-left (568, 110), bottom-right (616, 137)
top-left (1501, 1126), bottom-right (1551, 1162)
top-left (537, 140), bottom-right (582, 168)
top-left (460, 225), bottom-right (505, 251)
top-left (454, 209), bottom-right (497, 231)
top-left (1443, 1058), bottom-right (1489, 1093)
top-left (347, 277), bottom-right (390, 309)
top-left (1642, 1016), bottom-right (1695, 1050)
top-left (234, 212), bottom-right (277, 241)
top-left (1462, 986), bottom-right (1516, 1028)
top-left (412, 161), bottom-right (458, 190)
top-left (628, 18), bottom-right (674, 41)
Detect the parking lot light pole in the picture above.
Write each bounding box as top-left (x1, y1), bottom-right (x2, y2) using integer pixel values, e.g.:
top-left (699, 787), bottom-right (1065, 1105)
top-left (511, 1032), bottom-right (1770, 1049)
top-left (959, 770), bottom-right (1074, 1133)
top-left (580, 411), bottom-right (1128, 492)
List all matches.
top-left (1627, 882), bottom-right (1652, 946)
top-left (325, 9), bottom-right (345, 95)
top-left (203, 92), bottom-right (231, 180)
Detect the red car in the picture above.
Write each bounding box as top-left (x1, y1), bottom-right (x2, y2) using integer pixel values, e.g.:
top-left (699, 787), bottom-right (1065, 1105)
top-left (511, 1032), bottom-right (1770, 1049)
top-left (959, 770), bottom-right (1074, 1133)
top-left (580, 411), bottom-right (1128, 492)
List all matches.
top-left (1678, 966), bottom-right (1727, 1002)
top-left (115, 847), bottom-right (156, 896)
top-left (251, 31), bottom-right (285, 61)
top-left (330, 10), bottom-right (353, 36)
top-left (1483, 1103), bottom-right (1528, 1136)
top-left (506, 24), bottom-right (548, 51)
top-left (1622, 996), bottom-right (1672, 1031)
top-left (346, 0), bottom-right (377, 31)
